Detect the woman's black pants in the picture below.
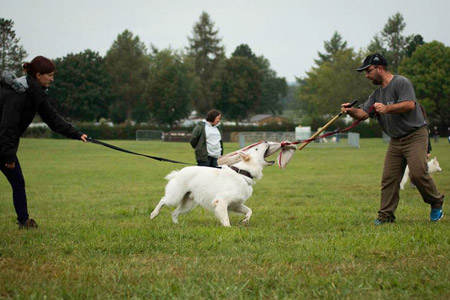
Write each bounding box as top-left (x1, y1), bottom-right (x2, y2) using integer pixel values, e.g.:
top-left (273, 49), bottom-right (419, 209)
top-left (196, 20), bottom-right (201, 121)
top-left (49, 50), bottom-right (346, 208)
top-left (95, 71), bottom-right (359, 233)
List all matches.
top-left (1, 157), bottom-right (29, 223)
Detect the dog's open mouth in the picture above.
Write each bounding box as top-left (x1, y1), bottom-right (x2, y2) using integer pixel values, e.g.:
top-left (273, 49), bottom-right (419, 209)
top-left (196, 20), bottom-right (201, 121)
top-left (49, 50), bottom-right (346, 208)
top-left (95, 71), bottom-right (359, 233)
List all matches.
top-left (264, 147), bottom-right (275, 166)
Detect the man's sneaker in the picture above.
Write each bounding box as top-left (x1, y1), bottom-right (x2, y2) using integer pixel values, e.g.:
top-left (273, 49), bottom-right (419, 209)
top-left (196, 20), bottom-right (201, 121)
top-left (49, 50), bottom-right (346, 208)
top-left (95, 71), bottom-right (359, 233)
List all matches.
top-left (374, 218), bottom-right (394, 225)
top-left (18, 218), bottom-right (38, 229)
top-left (430, 208), bottom-right (443, 222)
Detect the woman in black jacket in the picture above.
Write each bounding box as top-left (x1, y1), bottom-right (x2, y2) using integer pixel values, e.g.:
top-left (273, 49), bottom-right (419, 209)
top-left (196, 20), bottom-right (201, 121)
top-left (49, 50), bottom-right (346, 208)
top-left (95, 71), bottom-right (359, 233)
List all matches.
top-left (0, 56), bottom-right (87, 229)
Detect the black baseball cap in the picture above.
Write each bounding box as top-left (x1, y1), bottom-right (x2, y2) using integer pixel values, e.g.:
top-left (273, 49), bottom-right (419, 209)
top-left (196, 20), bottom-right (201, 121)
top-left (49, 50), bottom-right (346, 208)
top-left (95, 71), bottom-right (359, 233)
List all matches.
top-left (356, 53), bottom-right (388, 72)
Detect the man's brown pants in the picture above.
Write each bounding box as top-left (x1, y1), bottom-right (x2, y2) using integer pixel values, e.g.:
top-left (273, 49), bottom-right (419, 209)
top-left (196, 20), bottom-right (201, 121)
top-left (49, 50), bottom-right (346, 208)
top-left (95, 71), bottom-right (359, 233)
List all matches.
top-left (379, 126), bottom-right (444, 220)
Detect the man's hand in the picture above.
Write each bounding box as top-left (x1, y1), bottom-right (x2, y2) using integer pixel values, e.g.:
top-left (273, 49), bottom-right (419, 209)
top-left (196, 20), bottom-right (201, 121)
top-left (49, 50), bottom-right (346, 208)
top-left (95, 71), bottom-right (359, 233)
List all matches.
top-left (80, 134), bottom-right (88, 142)
top-left (341, 103), bottom-right (355, 115)
top-left (374, 102), bottom-right (389, 114)
top-left (341, 102), bottom-right (368, 120)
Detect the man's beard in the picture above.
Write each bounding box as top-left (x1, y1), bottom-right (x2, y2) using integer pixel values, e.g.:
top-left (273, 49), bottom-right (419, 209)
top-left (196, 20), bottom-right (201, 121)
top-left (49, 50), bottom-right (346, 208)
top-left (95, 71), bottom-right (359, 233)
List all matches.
top-left (371, 78), bottom-right (381, 85)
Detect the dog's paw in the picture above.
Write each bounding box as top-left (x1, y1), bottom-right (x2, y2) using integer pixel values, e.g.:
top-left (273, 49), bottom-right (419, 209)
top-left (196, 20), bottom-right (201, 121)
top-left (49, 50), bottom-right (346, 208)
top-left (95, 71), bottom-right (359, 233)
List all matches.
top-left (241, 218), bottom-right (250, 226)
top-left (150, 211), bottom-right (158, 219)
top-left (171, 214), bottom-right (179, 224)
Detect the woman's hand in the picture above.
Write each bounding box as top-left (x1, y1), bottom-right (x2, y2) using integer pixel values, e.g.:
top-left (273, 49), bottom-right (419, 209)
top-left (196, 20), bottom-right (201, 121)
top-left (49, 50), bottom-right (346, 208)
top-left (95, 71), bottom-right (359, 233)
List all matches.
top-left (5, 162), bottom-right (15, 169)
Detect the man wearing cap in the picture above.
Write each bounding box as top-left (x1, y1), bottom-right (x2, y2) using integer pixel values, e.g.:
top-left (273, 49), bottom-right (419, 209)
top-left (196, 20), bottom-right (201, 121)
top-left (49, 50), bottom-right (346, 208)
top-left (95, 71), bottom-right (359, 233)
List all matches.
top-left (341, 53), bottom-right (444, 224)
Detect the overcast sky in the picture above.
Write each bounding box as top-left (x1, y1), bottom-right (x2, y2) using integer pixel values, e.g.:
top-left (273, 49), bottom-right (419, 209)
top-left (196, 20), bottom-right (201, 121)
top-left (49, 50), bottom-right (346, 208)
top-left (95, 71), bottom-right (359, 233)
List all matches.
top-left (3, 0), bottom-right (450, 82)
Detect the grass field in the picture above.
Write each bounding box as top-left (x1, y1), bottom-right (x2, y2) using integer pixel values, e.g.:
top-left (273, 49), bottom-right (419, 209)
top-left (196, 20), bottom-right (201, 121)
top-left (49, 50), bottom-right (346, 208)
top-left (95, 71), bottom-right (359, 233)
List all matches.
top-left (1, 138), bottom-right (449, 299)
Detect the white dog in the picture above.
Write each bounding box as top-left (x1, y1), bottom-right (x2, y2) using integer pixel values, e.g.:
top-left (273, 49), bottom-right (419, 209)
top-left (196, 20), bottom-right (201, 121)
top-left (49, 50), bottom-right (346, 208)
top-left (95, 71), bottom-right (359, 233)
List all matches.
top-left (150, 142), bottom-right (274, 227)
top-left (400, 157), bottom-right (442, 190)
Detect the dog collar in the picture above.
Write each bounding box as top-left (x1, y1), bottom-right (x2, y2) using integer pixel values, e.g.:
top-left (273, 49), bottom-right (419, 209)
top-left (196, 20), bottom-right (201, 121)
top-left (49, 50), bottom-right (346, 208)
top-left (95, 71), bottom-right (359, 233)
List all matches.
top-left (230, 166), bottom-right (253, 179)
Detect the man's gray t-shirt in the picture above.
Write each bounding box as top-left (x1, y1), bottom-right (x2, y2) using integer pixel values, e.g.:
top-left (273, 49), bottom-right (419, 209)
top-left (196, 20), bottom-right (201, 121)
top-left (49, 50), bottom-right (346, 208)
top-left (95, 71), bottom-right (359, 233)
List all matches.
top-left (360, 75), bottom-right (426, 138)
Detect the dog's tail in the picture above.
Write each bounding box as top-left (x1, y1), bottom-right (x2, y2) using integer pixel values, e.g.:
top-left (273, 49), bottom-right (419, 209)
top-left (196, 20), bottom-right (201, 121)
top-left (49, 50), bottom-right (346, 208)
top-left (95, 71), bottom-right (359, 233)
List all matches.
top-left (165, 170), bottom-right (179, 181)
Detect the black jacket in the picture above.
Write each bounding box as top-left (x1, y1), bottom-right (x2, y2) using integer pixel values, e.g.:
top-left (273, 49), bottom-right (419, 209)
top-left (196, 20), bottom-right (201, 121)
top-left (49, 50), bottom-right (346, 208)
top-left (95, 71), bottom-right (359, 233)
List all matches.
top-left (0, 74), bottom-right (82, 163)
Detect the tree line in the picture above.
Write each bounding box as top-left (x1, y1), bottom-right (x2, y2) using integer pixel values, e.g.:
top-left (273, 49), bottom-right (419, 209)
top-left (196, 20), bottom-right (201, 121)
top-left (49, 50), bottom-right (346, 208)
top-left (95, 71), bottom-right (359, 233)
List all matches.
top-left (1, 12), bottom-right (450, 132)
top-left (289, 13), bottom-right (450, 134)
top-left (292, 13), bottom-right (450, 133)
top-left (1, 13), bottom-right (286, 126)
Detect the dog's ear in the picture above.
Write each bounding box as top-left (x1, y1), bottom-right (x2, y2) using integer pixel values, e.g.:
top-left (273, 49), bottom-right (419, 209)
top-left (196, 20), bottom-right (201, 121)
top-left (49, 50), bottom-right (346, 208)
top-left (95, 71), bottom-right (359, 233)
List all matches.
top-left (238, 150), bottom-right (250, 162)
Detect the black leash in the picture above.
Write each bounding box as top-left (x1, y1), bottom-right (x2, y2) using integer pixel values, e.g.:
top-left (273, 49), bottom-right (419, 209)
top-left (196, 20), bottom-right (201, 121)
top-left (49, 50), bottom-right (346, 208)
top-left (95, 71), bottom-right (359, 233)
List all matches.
top-left (87, 137), bottom-right (194, 165)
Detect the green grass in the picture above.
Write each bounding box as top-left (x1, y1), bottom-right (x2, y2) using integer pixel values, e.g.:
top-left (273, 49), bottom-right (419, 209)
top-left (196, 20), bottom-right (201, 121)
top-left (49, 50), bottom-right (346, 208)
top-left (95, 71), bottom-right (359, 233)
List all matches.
top-left (1, 138), bottom-right (449, 299)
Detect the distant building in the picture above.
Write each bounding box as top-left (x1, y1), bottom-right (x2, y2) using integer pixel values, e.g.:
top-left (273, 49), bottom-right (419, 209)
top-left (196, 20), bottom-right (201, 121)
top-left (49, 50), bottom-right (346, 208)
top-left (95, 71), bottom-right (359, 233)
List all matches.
top-left (243, 114), bottom-right (289, 126)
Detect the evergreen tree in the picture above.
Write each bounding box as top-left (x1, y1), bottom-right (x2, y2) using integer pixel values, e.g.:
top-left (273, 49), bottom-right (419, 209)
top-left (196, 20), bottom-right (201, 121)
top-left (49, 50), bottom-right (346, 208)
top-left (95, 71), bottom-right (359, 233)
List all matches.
top-left (367, 34), bottom-right (385, 54)
top-left (232, 44), bottom-right (256, 60)
top-left (0, 18), bottom-right (27, 75)
top-left (187, 12), bottom-right (225, 114)
top-left (405, 34), bottom-right (425, 57)
top-left (297, 33), bottom-right (363, 118)
top-left (367, 13), bottom-right (423, 73)
top-left (314, 31), bottom-right (348, 66)
top-left (380, 12), bottom-right (408, 72)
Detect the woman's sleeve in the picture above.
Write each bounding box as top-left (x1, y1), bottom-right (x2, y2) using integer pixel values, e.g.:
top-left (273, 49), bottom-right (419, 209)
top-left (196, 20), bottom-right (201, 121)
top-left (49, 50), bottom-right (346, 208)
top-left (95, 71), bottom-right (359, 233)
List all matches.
top-left (38, 97), bottom-right (82, 140)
